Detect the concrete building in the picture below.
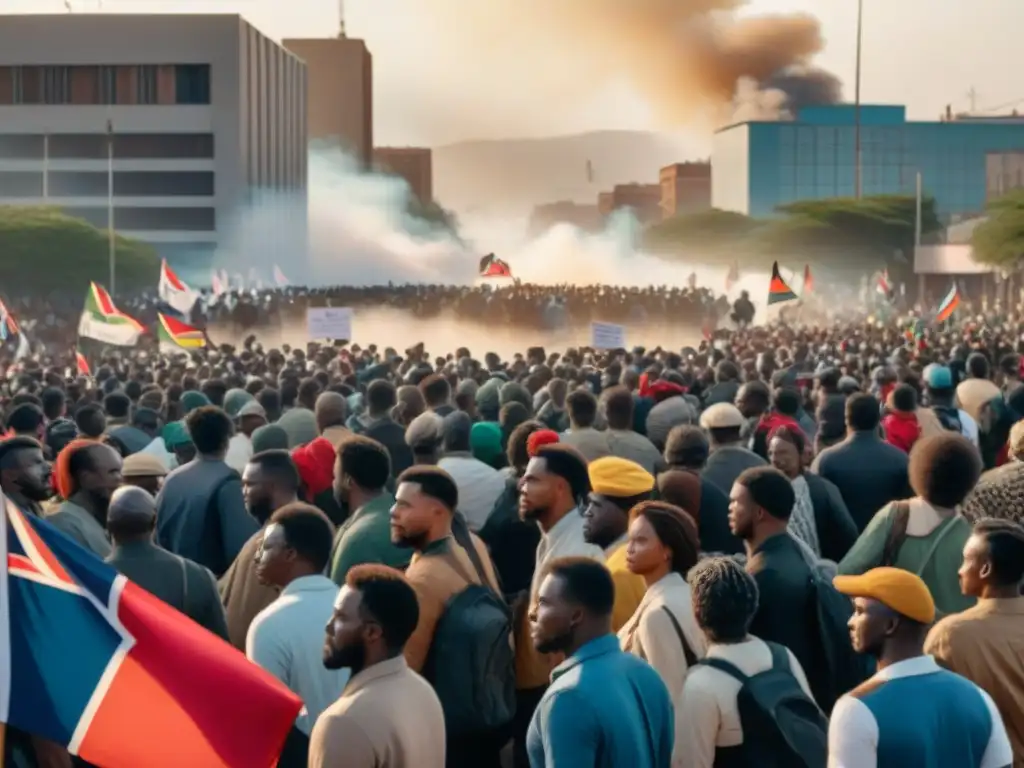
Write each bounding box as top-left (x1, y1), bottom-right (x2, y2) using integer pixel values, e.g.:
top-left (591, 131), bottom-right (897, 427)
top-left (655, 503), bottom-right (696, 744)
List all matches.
top-left (283, 37), bottom-right (372, 166)
top-left (373, 147), bottom-right (432, 203)
top-left (529, 201), bottom-right (603, 235)
top-left (659, 161), bottom-right (711, 219)
top-left (712, 104), bottom-right (1024, 222)
top-left (597, 183), bottom-right (661, 224)
top-left (0, 13), bottom-right (307, 272)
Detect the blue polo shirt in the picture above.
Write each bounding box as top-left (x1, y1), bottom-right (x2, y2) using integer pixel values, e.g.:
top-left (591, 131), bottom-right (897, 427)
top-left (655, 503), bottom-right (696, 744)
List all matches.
top-left (526, 634), bottom-right (673, 768)
top-left (828, 655), bottom-right (1012, 768)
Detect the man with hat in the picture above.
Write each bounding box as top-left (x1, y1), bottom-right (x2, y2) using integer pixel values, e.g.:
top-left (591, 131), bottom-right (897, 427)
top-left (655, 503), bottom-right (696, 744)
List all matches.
top-left (583, 456), bottom-right (654, 630)
top-left (830, 567), bottom-right (1012, 767)
top-left (923, 363), bottom-right (979, 445)
top-left (699, 402), bottom-right (766, 496)
top-left (121, 452), bottom-right (169, 497)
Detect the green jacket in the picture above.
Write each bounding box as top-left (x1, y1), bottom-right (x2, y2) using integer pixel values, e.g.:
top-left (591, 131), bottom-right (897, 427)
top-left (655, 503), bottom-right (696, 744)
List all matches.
top-left (329, 494), bottom-right (411, 584)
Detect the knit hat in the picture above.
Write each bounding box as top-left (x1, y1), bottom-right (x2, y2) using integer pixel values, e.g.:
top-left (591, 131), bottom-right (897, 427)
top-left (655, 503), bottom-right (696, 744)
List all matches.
top-left (526, 429), bottom-right (560, 457)
top-left (277, 408), bottom-right (319, 449)
top-left (222, 388), bottom-right (255, 418)
top-left (251, 424), bottom-right (290, 453)
top-left (292, 437), bottom-right (336, 502)
top-left (588, 457), bottom-right (655, 498)
top-left (475, 378), bottom-right (503, 420)
top-left (161, 421), bottom-right (192, 449)
top-left (470, 421), bottom-right (503, 466)
top-left (180, 390), bottom-right (210, 414)
top-left (833, 567), bottom-right (936, 625)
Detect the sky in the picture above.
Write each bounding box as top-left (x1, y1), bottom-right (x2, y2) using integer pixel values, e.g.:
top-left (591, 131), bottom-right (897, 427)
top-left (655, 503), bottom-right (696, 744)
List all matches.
top-left (7, 0), bottom-right (1024, 150)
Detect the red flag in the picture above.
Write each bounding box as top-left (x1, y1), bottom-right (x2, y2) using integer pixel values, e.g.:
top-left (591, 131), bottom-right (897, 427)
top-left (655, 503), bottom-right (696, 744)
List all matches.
top-left (75, 350), bottom-right (91, 376)
top-left (767, 262), bottom-right (798, 305)
top-left (803, 265), bottom-right (813, 294)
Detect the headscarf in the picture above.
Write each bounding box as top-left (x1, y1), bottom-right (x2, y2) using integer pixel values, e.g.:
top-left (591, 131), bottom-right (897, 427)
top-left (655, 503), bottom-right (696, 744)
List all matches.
top-left (292, 437), bottom-right (336, 502)
top-left (469, 421), bottom-right (503, 467)
top-left (53, 439), bottom-right (101, 500)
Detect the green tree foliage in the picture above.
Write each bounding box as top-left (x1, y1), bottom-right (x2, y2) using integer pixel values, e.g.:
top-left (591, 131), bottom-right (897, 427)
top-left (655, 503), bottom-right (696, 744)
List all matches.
top-left (0, 206), bottom-right (159, 294)
top-left (971, 190), bottom-right (1024, 268)
top-left (646, 194), bottom-right (941, 269)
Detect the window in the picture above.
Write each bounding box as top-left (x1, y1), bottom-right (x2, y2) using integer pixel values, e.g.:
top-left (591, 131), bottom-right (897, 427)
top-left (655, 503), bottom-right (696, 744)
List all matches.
top-left (62, 206), bottom-right (215, 231)
top-left (48, 171), bottom-right (108, 196)
top-left (137, 65), bottom-right (157, 105)
top-left (113, 171), bottom-right (214, 196)
top-left (0, 135), bottom-right (44, 160)
top-left (175, 65), bottom-right (210, 105)
top-left (42, 66), bottom-right (70, 104)
top-left (99, 66), bottom-right (117, 105)
top-left (113, 133), bottom-right (214, 159)
top-left (0, 172), bottom-right (44, 198)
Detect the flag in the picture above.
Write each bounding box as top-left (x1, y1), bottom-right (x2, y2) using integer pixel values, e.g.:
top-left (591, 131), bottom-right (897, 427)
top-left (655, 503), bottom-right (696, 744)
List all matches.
top-left (77, 283), bottom-right (144, 347)
top-left (803, 265), bottom-right (814, 294)
top-left (156, 313), bottom-right (205, 354)
top-left (767, 262), bottom-right (798, 305)
top-left (876, 269), bottom-right (894, 300)
top-left (13, 331), bottom-right (28, 362)
top-left (0, 495), bottom-right (302, 767)
top-left (479, 254), bottom-right (512, 278)
top-left (0, 300), bottom-right (18, 342)
top-left (934, 283), bottom-right (961, 323)
top-left (210, 270), bottom-right (225, 298)
top-left (158, 260), bottom-right (198, 316)
top-left (724, 262), bottom-right (740, 293)
top-left (905, 318), bottom-right (926, 343)
top-left (273, 265), bottom-right (289, 288)
top-left (75, 349), bottom-right (91, 376)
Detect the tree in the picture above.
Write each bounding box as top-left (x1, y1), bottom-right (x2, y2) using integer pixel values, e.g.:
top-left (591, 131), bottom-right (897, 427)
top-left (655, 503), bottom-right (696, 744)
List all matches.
top-left (0, 206), bottom-right (160, 294)
top-left (971, 190), bottom-right (1024, 268)
top-left (643, 208), bottom-right (759, 250)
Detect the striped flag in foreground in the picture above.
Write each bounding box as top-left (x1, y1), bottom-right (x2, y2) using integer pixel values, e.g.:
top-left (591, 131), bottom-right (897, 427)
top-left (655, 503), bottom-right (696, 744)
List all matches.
top-left (0, 495), bottom-right (302, 767)
top-left (77, 283), bottom-right (144, 347)
top-left (934, 283), bottom-right (961, 323)
top-left (156, 313), bottom-right (205, 354)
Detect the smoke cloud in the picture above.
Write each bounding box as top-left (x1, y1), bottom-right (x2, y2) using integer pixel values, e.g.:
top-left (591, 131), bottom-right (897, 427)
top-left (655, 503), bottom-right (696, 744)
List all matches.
top-left (410, 0), bottom-right (841, 133)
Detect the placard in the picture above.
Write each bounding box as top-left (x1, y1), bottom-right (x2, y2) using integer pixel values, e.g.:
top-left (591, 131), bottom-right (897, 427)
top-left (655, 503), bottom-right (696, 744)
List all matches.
top-left (591, 321), bottom-right (625, 350)
top-left (307, 307), bottom-right (353, 341)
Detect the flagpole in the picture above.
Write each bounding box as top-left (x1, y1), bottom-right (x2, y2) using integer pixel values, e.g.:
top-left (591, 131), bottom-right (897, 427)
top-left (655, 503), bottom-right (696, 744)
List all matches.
top-left (107, 119), bottom-right (115, 295)
top-left (915, 171), bottom-right (924, 305)
top-left (42, 133), bottom-right (49, 199)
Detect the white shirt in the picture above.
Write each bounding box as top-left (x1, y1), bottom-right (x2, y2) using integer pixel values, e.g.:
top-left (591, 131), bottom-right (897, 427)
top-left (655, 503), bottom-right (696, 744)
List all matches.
top-left (246, 575), bottom-right (349, 734)
top-left (531, 508), bottom-right (604, 596)
top-left (676, 636), bottom-right (813, 768)
top-left (437, 454), bottom-right (506, 532)
top-left (828, 655), bottom-right (1013, 768)
top-left (225, 433), bottom-right (253, 474)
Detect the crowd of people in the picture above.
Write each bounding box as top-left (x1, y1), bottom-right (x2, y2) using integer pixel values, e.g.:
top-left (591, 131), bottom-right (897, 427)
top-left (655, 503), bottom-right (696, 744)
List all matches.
top-left (2, 281), bottom-right (1023, 768)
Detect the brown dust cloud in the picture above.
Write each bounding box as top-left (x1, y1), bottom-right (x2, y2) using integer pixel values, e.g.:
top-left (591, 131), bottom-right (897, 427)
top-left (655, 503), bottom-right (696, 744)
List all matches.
top-left (412, 0), bottom-right (842, 136)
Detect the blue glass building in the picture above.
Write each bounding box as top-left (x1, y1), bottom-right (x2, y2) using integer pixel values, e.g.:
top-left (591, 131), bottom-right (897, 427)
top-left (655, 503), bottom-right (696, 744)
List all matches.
top-left (710, 104), bottom-right (1024, 222)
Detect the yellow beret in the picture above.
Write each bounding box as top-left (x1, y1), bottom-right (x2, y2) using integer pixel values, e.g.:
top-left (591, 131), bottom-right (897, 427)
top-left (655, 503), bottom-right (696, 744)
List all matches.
top-left (833, 567), bottom-right (935, 625)
top-left (588, 457), bottom-right (655, 498)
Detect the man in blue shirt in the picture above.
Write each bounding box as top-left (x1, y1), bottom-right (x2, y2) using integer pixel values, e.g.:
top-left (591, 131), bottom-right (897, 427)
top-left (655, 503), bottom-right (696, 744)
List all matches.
top-left (830, 567), bottom-right (1012, 768)
top-left (526, 557), bottom-right (673, 768)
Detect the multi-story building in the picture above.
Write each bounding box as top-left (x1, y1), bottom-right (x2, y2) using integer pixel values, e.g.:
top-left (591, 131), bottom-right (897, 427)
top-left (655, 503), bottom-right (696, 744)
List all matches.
top-left (0, 13), bottom-right (307, 272)
top-left (986, 151), bottom-right (1024, 200)
top-left (596, 183), bottom-right (662, 224)
top-left (529, 201), bottom-right (603, 235)
top-left (659, 161), bottom-right (711, 219)
top-left (712, 104), bottom-right (1024, 222)
top-left (373, 147), bottom-right (432, 203)
top-left (283, 37), bottom-right (372, 167)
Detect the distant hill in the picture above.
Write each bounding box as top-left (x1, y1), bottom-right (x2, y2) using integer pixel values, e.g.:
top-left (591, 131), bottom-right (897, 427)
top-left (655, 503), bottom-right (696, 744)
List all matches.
top-left (432, 130), bottom-right (698, 217)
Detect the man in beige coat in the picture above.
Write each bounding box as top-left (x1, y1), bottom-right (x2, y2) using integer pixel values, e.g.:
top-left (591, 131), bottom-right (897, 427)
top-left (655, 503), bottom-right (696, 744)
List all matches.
top-left (309, 564), bottom-right (445, 768)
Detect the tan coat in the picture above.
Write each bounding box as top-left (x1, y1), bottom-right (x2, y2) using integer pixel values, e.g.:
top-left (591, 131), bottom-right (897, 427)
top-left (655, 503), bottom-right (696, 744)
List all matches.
top-left (219, 530), bottom-right (278, 650)
top-left (619, 571), bottom-right (707, 767)
top-left (308, 656), bottom-right (445, 768)
top-left (402, 534), bottom-right (500, 673)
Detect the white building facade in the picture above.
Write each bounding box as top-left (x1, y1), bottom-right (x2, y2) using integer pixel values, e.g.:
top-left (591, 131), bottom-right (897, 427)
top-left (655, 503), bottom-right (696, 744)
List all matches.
top-left (0, 13), bottom-right (307, 270)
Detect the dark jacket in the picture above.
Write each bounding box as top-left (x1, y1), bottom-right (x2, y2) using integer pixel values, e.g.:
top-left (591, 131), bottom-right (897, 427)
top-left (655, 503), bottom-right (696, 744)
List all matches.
top-left (478, 475), bottom-right (540, 601)
top-left (363, 416), bottom-right (415, 478)
top-left (702, 445), bottom-right (767, 496)
top-left (747, 533), bottom-right (830, 710)
top-left (802, 472), bottom-right (859, 563)
top-left (811, 431), bottom-right (912, 532)
top-left (156, 456), bottom-right (258, 577)
top-left (106, 540), bottom-right (229, 640)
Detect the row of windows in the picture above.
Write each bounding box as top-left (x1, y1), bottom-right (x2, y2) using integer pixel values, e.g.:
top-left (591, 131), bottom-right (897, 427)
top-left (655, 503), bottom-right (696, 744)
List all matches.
top-left (64, 206), bottom-right (214, 231)
top-left (776, 125), bottom-right (1024, 154)
top-left (0, 171), bottom-right (214, 197)
top-left (0, 133), bottom-right (214, 159)
top-left (0, 65), bottom-right (210, 106)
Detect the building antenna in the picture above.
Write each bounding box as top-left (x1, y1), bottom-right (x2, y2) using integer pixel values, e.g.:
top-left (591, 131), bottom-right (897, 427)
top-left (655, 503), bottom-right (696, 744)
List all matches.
top-left (967, 86), bottom-right (978, 113)
top-left (338, 0), bottom-right (346, 38)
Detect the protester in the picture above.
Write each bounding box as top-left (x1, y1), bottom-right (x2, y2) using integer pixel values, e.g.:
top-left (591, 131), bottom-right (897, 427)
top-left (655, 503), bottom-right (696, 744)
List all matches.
top-left (47, 439), bottom-right (121, 558)
top-left (527, 557), bottom-right (674, 768)
top-left (830, 567), bottom-right (1013, 767)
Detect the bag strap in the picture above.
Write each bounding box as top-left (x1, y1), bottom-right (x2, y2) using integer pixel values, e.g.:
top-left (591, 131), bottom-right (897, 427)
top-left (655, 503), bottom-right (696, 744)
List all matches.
top-left (913, 514), bottom-right (961, 577)
top-left (881, 501), bottom-right (911, 567)
top-left (767, 641), bottom-right (791, 673)
top-left (700, 656), bottom-right (749, 684)
top-left (660, 606), bottom-right (699, 668)
top-left (449, 511), bottom-right (505, 596)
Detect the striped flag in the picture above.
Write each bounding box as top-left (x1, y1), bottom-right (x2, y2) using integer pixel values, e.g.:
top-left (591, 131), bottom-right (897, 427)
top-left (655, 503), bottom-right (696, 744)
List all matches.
top-left (156, 313), bottom-right (206, 354)
top-left (934, 284), bottom-right (961, 323)
top-left (77, 283), bottom-right (144, 347)
top-left (767, 262), bottom-right (798, 305)
top-left (158, 260), bottom-right (198, 316)
top-left (75, 349), bottom-right (91, 376)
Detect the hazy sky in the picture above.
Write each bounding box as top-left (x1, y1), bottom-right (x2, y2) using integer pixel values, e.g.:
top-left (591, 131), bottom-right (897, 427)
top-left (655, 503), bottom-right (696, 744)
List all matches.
top-left (7, 0), bottom-right (1023, 150)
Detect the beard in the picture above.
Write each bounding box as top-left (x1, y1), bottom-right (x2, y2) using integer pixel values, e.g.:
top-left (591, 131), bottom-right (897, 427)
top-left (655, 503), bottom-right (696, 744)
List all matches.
top-left (248, 499), bottom-right (275, 526)
top-left (519, 502), bottom-right (548, 523)
top-left (534, 628), bottom-right (574, 656)
top-left (392, 530), bottom-right (428, 550)
top-left (324, 639), bottom-right (366, 676)
top-left (20, 478), bottom-right (53, 502)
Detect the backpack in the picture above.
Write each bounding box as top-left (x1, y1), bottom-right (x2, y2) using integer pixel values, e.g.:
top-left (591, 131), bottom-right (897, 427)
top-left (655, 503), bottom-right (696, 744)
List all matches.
top-left (701, 642), bottom-right (828, 768)
top-left (423, 517), bottom-right (516, 735)
top-left (932, 404), bottom-right (964, 434)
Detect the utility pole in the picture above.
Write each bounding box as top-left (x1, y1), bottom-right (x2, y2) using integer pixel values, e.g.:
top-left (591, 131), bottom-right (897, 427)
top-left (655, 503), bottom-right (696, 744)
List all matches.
top-left (854, 0), bottom-right (864, 199)
top-left (967, 86), bottom-right (978, 113)
top-left (338, 0), bottom-right (346, 38)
